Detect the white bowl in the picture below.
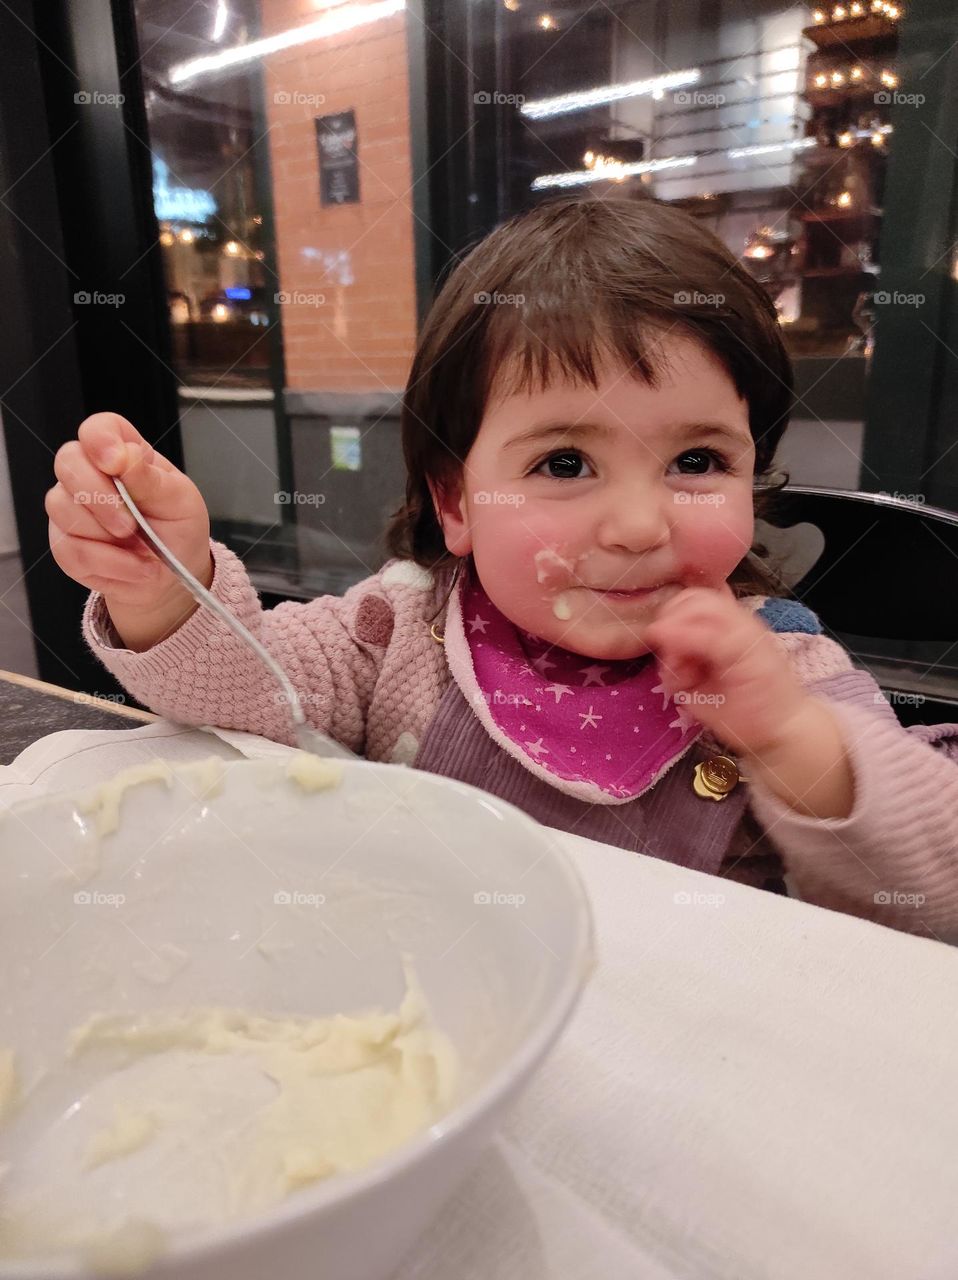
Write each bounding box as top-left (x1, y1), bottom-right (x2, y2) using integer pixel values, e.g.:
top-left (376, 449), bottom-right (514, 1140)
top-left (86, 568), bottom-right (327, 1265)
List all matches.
top-left (0, 755), bottom-right (594, 1280)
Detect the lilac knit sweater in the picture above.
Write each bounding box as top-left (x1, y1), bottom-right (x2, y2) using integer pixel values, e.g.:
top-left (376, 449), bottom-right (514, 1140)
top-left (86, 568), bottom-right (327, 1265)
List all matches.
top-left (82, 540), bottom-right (958, 942)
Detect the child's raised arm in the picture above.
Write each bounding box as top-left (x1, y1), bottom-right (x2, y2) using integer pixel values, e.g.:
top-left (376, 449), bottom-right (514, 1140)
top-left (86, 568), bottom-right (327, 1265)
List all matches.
top-left (49, 413), bottom-right (380, 752)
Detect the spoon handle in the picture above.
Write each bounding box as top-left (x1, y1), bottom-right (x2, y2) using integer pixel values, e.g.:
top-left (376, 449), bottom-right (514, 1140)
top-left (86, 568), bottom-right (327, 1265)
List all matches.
top-left (112, 477), bottom-right (308, 734)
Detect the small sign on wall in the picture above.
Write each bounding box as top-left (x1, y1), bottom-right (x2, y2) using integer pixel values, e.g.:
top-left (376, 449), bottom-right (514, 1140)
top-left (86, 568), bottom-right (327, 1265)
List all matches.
top-left (315, 109), bottom-right (360, 206)
top-left (330, 425), bottom-right (362, 471)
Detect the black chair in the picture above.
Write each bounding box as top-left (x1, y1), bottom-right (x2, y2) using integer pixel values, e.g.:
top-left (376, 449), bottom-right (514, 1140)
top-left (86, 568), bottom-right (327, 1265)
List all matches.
top-left (755, 486), bottom-right (958, 726)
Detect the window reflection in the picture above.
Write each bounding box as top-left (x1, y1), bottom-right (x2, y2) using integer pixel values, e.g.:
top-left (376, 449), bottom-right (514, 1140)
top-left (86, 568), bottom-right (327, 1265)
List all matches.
top-left (132, 0), bottom-right (906, 595)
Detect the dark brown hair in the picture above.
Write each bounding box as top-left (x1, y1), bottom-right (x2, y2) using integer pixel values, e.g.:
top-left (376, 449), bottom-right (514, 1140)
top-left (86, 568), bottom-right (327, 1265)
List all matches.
top-left (384, 193), bottom-right (794, 600)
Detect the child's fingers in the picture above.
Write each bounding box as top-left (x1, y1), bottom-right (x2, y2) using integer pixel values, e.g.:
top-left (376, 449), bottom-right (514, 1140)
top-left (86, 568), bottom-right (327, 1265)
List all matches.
top-left (77, 413), bottom-right (150, 476)
top-left (49, 523), bottom-right (162, 588)
top-left (52, 443), bottom-right (138, 539)
top-left (112, 442), bottom-right (189, 518)
top-left (44, 482), bottom-right (142, 544)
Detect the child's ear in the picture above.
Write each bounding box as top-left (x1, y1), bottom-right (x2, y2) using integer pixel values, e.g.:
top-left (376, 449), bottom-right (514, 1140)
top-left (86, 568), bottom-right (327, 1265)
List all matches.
top-left (427, 472), bottom-right (472, 557)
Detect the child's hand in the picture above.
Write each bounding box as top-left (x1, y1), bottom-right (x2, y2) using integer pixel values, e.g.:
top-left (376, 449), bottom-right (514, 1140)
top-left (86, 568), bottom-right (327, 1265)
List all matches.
top-left (46, 412), bottom-right (212, 611)
top-left (644, 586), bottom-right (856, 820)
top-left (643, 586), bottom-right (812, 759)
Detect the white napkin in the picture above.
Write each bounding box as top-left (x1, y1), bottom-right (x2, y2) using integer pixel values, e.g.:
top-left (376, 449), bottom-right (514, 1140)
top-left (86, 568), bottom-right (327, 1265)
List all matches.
top-left (2, 723), bottom-right (957, 1278)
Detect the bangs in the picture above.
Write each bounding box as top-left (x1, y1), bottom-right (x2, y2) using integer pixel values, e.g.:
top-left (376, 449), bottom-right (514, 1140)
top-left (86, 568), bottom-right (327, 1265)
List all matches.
top-left (477, 294), bottom-right (679, 411)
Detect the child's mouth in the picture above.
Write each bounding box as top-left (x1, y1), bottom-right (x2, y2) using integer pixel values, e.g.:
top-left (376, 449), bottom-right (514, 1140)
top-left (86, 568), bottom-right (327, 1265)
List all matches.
top-left (588, 583), bottom-right (668, 603)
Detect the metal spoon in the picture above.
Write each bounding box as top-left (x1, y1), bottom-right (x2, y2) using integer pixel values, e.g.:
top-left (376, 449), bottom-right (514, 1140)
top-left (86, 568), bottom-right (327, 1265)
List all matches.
top-left (112, 476), bottom-right (328, 756)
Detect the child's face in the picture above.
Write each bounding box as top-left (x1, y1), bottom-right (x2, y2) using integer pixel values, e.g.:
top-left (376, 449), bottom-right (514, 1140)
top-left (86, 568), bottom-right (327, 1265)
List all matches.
top-left (433, 334), bottom-right (758, 661)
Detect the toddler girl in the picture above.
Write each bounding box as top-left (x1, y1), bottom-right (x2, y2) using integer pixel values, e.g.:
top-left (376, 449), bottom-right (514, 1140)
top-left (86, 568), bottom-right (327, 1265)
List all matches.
top-left (47, 196), bottom-right (958, 940)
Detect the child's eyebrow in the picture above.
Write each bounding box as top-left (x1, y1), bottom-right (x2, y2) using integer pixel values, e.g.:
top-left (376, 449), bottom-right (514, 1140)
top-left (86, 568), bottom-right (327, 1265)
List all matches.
top-left (502, 419), bottom-right (753, 452)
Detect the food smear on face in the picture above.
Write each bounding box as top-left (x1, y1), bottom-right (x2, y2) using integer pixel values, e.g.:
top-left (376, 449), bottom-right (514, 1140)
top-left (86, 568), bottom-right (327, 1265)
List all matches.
top-left (0, 958), bottom-right (458, 1269)
top-left (533, 546), bottom-right (575, 584)
top-left (552, 593), bottom-right (573, 621)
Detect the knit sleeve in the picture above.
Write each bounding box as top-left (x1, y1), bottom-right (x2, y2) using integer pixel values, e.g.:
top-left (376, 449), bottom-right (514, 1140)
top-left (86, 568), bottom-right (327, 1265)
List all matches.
top-left (746, 664), bottom-right (958, 941)
top-left (80, 538), bottom-right (392, 752)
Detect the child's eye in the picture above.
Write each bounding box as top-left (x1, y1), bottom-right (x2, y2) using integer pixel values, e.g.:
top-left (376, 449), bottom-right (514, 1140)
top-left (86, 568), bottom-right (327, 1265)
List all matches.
top-left (530, 450), bottom-right (596, 480)
top-left (672, 448), bottom-right (731, 476)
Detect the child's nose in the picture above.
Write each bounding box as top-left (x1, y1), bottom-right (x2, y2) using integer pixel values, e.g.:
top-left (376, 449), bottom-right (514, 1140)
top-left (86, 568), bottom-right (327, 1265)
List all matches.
top-left (594, 489), bottom-right (671, 554)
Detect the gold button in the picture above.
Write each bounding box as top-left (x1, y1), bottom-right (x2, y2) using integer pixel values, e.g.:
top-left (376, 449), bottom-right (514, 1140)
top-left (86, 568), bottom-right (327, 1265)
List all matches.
top-left (692, 755), bottom-right (740, 801)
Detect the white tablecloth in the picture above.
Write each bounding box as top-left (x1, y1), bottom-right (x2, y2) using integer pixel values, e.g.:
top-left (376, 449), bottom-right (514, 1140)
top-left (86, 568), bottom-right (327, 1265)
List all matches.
top-left (2, 721), bottom-right (956, 1280)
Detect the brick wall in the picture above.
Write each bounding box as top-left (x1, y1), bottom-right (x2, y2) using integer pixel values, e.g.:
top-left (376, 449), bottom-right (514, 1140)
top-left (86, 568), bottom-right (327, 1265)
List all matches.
top-left (261, 0), bottom-right (417, 393)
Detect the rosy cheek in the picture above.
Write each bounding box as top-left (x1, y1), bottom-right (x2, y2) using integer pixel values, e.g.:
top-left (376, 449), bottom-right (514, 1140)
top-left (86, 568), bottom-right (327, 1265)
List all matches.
top-left (676, 508), bottom-right (752, 588)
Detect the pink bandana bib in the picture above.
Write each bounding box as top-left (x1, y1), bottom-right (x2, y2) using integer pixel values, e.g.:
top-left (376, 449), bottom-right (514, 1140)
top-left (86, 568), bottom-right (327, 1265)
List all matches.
top-left (444, 563), bottom-right (704, 805)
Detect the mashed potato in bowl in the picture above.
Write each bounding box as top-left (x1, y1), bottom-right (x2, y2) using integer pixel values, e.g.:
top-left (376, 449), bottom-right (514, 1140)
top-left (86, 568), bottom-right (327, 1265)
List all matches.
top-left (0, 754), bottom-right (593, 1280)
